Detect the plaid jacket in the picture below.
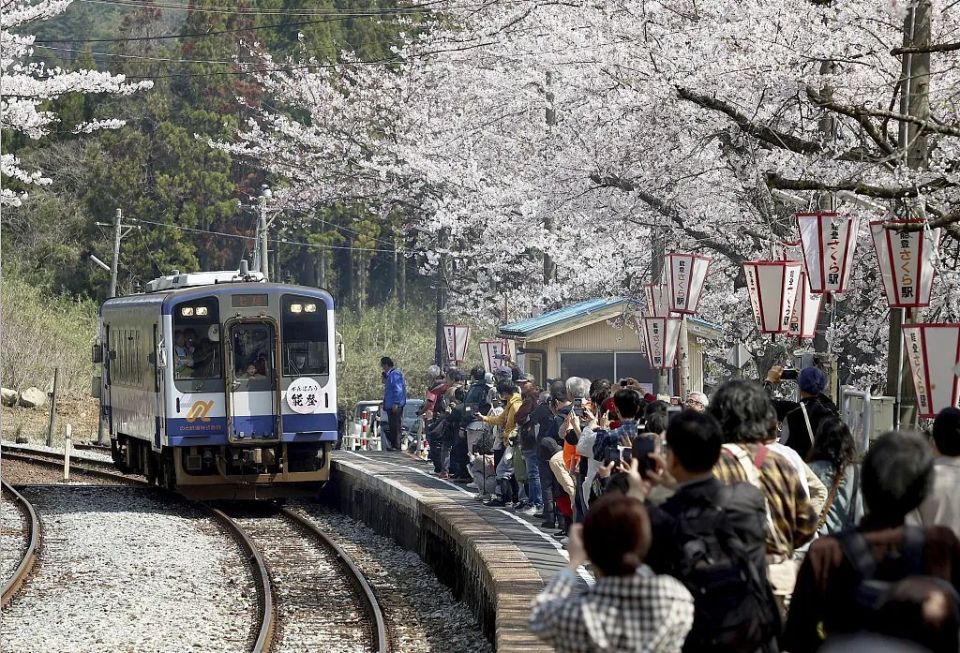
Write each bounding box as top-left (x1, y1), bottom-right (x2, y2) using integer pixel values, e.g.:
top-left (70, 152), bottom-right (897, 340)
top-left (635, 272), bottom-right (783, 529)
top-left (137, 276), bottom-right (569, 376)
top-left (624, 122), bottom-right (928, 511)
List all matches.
top-left (530, 567), bottom-right (694, 653)
top-left (714, 442), bottom-right (818, 557)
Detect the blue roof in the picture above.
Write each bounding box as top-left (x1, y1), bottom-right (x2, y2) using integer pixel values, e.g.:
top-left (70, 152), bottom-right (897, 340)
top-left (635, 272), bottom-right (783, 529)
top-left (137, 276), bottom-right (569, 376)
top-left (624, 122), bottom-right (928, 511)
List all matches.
top-left (499, 297), bottom-right (637, 338)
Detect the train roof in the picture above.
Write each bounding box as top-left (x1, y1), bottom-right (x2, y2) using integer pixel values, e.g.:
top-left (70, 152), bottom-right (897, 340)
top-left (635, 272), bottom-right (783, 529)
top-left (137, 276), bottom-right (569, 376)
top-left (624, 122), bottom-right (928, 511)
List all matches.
top-left (100, 280), bottom-right (335, 315)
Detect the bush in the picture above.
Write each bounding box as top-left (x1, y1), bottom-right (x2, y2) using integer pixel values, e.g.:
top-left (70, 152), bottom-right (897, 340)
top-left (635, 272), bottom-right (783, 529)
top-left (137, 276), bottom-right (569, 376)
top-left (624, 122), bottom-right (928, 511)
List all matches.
top-left (335, 301), bottom-right (489, 411)
top-left (1, 272), bottom-right (98, 396)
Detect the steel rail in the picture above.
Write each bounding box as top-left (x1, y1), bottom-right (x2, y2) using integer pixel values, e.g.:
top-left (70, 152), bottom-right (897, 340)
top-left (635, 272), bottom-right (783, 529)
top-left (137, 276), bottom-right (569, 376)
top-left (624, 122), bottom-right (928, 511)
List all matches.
top-left (281, 508), bottom-right (389, 653)
top-left (1, 450), bottom-right (143, 485)
top-left (1, 480), bottom-right (42, 607)
top-left (207, 508), bottom-right (276, 653)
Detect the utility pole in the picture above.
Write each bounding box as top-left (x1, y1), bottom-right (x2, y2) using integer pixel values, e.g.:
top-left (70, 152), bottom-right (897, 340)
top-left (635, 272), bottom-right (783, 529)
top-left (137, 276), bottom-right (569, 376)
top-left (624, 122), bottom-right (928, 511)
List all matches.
top-left (109, 209), bottom-right (122, 298)
top-left (94, 209), bottom-right (135, 298)
top-left (543, 72), bottom-right (557, 285)
top-left (434, 227), bottom-right (450, 368)
top-left (887, 0), bottom-right (930, 428)
top-left (258, 186), bottom-right (272, 281)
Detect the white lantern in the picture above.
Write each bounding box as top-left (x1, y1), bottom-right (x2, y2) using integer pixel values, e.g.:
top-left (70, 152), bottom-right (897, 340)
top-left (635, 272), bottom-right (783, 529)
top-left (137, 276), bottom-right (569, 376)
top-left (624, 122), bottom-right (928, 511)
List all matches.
top-left (642, 316), bottom-right (682, 369)
top-left (870, 220), bottom-right (940, 309)
top-left (643, 283), bottom-right (671, 317)
top-left (742, 261), bottom-right (802, 334)
top-left (902, 323), bottom-right (960, 418)
top-left (787, 271), bottom-right (823, 340)
top-left (796, 212), bottom-right (860, 294)
top-left (665, 253), bottom-right (711, 315)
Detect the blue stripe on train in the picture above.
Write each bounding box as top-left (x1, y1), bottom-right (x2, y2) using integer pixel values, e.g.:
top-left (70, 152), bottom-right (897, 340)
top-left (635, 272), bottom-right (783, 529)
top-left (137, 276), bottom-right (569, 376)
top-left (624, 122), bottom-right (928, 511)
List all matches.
top-left (166, 412), bottom-right (337, 447)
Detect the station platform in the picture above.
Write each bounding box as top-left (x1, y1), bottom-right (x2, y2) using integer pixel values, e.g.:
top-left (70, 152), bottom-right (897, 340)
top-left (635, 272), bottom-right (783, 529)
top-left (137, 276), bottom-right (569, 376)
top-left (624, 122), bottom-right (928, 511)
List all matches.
top-left (326, 449), bottom-right (591, 653)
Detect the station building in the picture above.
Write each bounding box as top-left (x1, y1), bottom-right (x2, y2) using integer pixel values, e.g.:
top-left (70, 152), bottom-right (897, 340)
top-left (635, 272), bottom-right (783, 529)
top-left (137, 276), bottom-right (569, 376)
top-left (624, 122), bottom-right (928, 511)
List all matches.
top-left (497, 297), bottom-right (723, 395)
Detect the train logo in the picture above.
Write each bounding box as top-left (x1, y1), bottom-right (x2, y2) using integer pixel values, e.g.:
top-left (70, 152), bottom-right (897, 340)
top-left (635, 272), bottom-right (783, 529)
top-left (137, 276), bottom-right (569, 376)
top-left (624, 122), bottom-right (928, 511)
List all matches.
top-left (185, 400), bottom-right (215, 423)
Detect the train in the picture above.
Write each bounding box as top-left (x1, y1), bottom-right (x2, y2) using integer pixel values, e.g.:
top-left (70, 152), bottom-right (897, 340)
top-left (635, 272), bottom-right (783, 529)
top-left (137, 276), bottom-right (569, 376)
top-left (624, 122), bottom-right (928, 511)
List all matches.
top-left (93, 264), bottom-right (341, 499)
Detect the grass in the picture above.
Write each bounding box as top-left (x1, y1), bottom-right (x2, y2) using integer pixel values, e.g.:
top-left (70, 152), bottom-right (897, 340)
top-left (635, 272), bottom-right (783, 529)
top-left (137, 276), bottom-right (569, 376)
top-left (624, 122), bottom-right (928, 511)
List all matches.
top-left (335, 301), bottom-right (490, 411)
top-left (1, 272), bottom-right (99, 396)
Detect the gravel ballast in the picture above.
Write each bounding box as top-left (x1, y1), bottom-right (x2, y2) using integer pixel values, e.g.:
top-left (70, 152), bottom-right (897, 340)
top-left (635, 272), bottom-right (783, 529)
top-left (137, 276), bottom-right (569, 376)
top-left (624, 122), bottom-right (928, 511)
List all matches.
top-left (1, 486), bottom-right (256, 653)
top-left (0, 493), bottom-right (27, 584)
top-left (295, 504), bottom-right (494, 653)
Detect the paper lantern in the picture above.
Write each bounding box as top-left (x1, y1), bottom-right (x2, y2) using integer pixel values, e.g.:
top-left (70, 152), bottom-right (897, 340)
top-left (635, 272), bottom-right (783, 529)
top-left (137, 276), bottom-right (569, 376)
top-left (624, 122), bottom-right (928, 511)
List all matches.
top-left (643, 283), bottom-right (671, 317)
top-left (870, 220), bottom-right (940, 309)
top-left (642, 316), bottom-right (682, 369)
top-left (796, 212), bottom-right (860, 294)
top-left (742, 261), bottom-right (802, 334)
top-left (665, 253), bottom-right (711, 315)
top-left (787, 271), bottom-right (823, 340)
top-left (902, 323), bottom-right (960, 419)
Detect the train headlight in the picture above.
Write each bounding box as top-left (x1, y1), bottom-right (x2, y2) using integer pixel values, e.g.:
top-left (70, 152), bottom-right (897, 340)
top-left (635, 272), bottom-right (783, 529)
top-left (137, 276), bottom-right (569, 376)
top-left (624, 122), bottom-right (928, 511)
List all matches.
top-left (289, 303), bottom-right (303, 314)
top-left (180, 307), bottom-right (194, 317)
top-left (195, 306), bottom-right (208, 316)
top-left (304, 303), bottom-right (317, 313)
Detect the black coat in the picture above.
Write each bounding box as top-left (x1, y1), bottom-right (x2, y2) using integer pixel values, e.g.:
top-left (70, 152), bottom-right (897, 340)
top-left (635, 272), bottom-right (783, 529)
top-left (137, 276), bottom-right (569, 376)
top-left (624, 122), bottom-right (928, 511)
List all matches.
top-left (773, 393), bottom-right (839, 459)
top-left (646, 476), bottom-right (768, 579)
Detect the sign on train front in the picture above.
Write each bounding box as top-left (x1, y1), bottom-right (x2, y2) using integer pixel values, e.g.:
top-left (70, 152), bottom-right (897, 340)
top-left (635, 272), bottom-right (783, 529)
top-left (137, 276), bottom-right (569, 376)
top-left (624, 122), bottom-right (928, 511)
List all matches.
top-left (287, 377), bottom-right (322, 414)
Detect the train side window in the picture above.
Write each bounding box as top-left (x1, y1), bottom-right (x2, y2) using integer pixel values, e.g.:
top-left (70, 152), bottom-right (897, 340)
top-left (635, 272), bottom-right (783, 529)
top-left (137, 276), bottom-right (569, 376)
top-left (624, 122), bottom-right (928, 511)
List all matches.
top-left (281, 295), bottom-right (328, 378)
top-left (172, 297), bottom-right (221, 381)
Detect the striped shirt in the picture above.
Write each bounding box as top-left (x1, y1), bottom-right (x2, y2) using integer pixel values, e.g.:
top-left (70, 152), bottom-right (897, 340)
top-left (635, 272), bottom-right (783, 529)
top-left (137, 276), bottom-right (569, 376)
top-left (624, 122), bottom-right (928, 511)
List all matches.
top-left (714, 442), bottom-right (818, 557)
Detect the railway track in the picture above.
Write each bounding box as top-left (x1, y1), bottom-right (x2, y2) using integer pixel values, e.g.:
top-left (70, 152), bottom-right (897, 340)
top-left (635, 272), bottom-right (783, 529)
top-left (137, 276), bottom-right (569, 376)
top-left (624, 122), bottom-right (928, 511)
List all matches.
top-left (221, 505), bottom-right (389, 653)
top-left (1, 480), bottom-right (41, 608)
top-left (1, 443), bottom-right (137, 484)
top-left (1, 447), bottom-right (384, 652)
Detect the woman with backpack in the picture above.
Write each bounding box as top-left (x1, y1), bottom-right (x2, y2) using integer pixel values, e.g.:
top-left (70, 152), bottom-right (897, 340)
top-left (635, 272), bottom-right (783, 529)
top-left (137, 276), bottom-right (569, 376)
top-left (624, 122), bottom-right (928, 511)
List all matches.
top-left (807, 418), bottom-right (863, 535)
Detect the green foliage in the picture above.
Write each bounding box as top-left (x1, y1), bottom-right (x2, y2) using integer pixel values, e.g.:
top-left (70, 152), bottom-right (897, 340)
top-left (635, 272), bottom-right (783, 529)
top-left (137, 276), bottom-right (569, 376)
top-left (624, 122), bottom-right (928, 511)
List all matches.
top-left (1, 270), bottom-right (98, 396)
top-left (336, 301), bottom-right (491, 410)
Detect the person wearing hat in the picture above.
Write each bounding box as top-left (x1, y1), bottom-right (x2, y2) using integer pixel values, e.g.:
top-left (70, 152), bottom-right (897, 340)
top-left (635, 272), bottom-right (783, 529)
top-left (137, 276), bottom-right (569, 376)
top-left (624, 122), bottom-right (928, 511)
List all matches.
top-left (765, 365), bottom-right (839, 460)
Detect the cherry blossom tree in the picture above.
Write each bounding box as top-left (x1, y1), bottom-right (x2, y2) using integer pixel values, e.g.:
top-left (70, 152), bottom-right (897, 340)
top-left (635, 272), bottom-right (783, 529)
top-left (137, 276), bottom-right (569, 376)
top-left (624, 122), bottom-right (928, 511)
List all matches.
top-left (1, 0), bottom-right (151, 205)
top-left (223, 0), bottom-right (960, 387)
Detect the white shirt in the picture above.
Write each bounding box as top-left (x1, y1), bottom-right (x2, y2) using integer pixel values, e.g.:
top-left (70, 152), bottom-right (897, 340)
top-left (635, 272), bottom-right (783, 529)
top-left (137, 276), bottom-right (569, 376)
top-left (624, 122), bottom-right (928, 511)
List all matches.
top-left (909, 456), bottom-right (960, 538)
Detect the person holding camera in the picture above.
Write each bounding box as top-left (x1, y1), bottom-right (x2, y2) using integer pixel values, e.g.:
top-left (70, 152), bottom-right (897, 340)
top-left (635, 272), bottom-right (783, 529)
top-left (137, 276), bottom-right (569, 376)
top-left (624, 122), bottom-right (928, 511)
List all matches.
top-left (478, 380), bottom-right (522, 507)
top-left (764, 365), bottom-right (839, 460)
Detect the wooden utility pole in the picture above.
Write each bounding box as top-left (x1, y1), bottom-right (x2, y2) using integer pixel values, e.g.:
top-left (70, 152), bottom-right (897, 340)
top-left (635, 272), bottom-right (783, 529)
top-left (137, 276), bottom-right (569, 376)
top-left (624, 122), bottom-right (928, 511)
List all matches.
top-left (396, 233), bottom-right (407, 309)
top-left (109, 209), bottom-right (122, 298)
top-left (543, 72), bottom-right (557, 285)
top-left (318, 248), bottom-right (327, 289)
top-left (434, 228), bottom-right (450, 367)
top-left (887, 0), bottom-right (930, 427)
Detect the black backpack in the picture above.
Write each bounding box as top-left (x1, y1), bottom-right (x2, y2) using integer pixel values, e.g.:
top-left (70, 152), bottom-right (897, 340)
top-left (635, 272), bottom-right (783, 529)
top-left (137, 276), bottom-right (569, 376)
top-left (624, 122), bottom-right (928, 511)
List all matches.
top-left (672, 489), bottom-right (781, 652)
top-left (838, 526), bottom-right (926, 627)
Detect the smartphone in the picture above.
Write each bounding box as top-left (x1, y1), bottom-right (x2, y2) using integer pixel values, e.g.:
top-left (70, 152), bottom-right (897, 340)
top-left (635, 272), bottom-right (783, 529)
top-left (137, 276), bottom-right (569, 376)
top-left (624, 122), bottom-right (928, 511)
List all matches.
top-left (781, 368), bottom-right (800, 381)
top-left (619, 446), bottom-right (633, 464)
top-left (573, 397), bottom-right (584, 417)
top-left (632, 436), bottom-right (658, 476)
top-left (604, 445), bottom-right (621, 466)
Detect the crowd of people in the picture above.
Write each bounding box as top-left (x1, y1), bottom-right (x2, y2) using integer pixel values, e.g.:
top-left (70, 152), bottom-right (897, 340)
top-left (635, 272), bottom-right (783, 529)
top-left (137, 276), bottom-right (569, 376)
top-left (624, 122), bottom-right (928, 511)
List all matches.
top-left (411, 359), bottom-right (960, 653)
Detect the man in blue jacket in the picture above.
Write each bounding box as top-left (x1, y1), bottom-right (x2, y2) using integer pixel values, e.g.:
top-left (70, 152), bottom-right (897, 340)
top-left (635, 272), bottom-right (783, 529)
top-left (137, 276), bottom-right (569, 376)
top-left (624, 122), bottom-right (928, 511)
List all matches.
top-left (381, 356), bottom-right (407, 451)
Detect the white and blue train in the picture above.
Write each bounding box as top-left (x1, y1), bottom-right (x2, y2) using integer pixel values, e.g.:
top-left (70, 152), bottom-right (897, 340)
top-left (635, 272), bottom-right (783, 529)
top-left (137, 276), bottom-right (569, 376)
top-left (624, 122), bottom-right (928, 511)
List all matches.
top-left (94, 266), bottom-right (340, 499)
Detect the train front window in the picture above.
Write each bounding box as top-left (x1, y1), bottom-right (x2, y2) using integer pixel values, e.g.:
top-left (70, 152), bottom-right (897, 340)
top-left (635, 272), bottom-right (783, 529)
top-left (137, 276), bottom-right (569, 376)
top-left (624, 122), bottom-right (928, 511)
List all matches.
top-left (281, 295), bottom-right (328, 378)
top-left (172, 297), bottom-right (222, 381)
top-left (231, 323), bottom-right (275, 389)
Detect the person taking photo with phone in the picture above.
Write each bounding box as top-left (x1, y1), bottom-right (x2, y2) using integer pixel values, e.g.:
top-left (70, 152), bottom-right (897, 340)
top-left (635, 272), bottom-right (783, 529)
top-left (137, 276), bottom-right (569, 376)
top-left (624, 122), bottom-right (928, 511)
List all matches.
top-left (764, 365), bottom-right (839, 460)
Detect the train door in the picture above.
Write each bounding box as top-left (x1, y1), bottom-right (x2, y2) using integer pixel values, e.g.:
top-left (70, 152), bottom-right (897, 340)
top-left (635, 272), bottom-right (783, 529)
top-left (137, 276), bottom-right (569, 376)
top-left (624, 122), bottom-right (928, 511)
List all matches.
top-left (224, 320), bottom-right (282, 443)
top-left (151, 324), bottom-right (165, 452)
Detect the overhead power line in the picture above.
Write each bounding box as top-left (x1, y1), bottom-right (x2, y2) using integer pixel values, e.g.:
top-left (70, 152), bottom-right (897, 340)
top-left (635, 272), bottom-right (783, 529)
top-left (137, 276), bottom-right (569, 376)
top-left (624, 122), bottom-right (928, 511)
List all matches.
top-left (32, 17), bottom-right (354, 43)
top-left (75, 0), bottom-right (450, 17)
top-left (132, 218), bottom-right (399, 253)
